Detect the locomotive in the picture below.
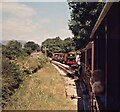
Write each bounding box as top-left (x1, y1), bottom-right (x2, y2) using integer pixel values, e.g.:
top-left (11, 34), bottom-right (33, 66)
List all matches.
top-left (66, 52), bottom-right (76, 66)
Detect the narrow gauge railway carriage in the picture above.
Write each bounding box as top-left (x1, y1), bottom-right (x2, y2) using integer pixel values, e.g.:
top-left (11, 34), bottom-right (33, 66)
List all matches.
top-left (81, 2), bottom-right (120, 111)
top-left (81, 42), bottom-right (92, 71)
top-left (52, 53), bottom-right (67, 63)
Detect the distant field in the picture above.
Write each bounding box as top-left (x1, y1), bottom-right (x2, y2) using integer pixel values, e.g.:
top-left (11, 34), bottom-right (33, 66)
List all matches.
top-left (4, 63), bottom-right (76, 110)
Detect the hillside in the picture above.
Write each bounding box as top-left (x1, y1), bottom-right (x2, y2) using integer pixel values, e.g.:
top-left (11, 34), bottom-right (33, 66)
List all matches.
top-left (4, 63), bottom-right (76, 110)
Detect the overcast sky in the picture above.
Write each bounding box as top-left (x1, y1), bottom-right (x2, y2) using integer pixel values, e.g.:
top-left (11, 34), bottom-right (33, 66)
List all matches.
top-left (1, 2), bottom-right (73, 45)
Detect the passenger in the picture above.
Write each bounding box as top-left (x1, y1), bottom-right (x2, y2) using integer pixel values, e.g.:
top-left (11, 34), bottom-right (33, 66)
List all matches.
top-left (76, 50), bottom-right (81, 65)
top-left (75, 51), bottom-right (82, 79)
top-left (91, 69), bottom-right (105, 110)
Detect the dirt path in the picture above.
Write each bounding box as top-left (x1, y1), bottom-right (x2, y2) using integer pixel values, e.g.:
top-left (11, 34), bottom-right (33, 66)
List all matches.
top-left (52, 63), bottom-right (78, 105)
top-left (4, 63), bottom-right (77, 110)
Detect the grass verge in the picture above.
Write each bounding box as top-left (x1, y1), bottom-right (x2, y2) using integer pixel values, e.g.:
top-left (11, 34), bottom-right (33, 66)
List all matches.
top-left (4, 63), bottom-right (76, 110)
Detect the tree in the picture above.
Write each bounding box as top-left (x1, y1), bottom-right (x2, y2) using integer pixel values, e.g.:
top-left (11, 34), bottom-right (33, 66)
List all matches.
top-left (68, 2), bottom-right (105, 49)
top-left (2, 56), bottom-right (22, 104)
top-left (41, 36), bottom-right (76, 56)
top-left (24, 41), bottom-right (40, 55)
top-left (63, 37), bottom-right (75, 53)
top-left (2, 40), bottom-right (25, 59)
top-left (41, 37), bottom-right (65, 56)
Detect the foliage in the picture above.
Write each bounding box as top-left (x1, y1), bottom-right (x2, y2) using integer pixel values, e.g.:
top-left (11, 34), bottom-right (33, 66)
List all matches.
top-left (24, 41), bottom-right (40, 55)
top-left (17, 53), bottom-right (48, 75)
top-left (1, 40), bottom-right (48, 108)
top-left (2, 56), bottom-right (22, 105)
top-left (4, 63), bottom-right (76, 110)
top-left (68, 2), bottom-right (105, 49)
top-left (41, 37), bottom-right (64, 53)
top-left (63, 37), bottom-right (75, 52)
top-left (2, 40), bottom-right (25, 59)
top-left (41, 36), bottom-right (75, 56)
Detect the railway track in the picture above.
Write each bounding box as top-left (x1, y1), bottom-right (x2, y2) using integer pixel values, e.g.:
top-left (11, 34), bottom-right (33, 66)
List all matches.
top-left (52, 61), bottom-right (75, 75)
top-left (51, 60), bottom-right (91, 111)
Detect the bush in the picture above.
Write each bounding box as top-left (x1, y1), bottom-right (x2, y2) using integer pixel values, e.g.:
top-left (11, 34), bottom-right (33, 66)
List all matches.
top-left (2, 57), bottom-right (22, 106)
top-left (16, 53), bottom-right (48, 75)
top-left (2, 41), bottom-right (26, 59)
top-left (1, 40), bottom-right (48, 108)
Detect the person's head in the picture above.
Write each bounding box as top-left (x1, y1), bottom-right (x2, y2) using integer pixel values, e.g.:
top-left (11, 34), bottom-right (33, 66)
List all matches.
top-left (91, 70), bottom-right (105, 95)
top-left (76, 50), bottom-right (81, 55)
top-left (92, 81), bottom-right (104, 95)
top-left (92, 69), bottom-right (104, 82)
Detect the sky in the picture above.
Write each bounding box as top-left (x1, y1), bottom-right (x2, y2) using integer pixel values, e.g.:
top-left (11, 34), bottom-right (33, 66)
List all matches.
top-left (0, 1), bottom-right (73, 45)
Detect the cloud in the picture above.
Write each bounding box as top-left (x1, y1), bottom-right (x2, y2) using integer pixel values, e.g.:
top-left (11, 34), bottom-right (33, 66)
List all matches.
top-left (44, 28), bottom-right (73, 39)
top-left (3, 18), bottom-right (37, 37)
top-left (57, 28), bottom-right (73, 38)
top-left (2, 0), bottom-right (67, 2)
top-left (2, 3), bottom-right (38, 42)
top-left (2, 17), bottom-right (51, 44)
top-left (0, 3), bottom-right (2, 41)
top-left (0, 22), bottom-right (2, 41)
top-left (38, 27), bottom-right (73, 43)
top-left (0, 4), bottom-right (1, 13)
top-left (0, 3), bottom-right (2, 22)
top-left (3, 3), bottom-right (36, 19)
top-left (38, 19), bottom-right (50, 25)
top-left (2, 2), bottom-right (73, 45)
top-left (2, 3), bottom-right (37, 38)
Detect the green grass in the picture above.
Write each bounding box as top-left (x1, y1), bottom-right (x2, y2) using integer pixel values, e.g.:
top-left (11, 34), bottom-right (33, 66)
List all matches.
top-left (16, 52), bottom-right (48, 74)
top-left (4, 63), bottom-right (76, 110)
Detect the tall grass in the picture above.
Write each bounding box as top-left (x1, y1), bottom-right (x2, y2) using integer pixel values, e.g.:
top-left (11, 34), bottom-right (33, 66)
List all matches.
top-left (4, 63), bottom-right (76, 110)
top-left (2, 52), bottom-right (48, 108)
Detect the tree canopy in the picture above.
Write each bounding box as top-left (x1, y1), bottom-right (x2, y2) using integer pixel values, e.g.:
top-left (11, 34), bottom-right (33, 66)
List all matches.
top-left (68, 2), bottom-right (105, 49)
top-left (41, 37), bottom-right (75, 56)
top-left (24, 41), bottom-right (40, 55)
top-left (2, 40), bottom-right (41, 59)
top-left (63, 37), bottom-right (75, 53)
top-left (2, 40), bottom-right (25, 59)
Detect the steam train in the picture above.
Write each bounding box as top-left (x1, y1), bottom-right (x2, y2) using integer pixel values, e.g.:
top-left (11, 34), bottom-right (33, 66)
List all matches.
top-left (52, 52), bottom-right (76, 66)
top-left (52, 2), bottom-right (119, 111)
